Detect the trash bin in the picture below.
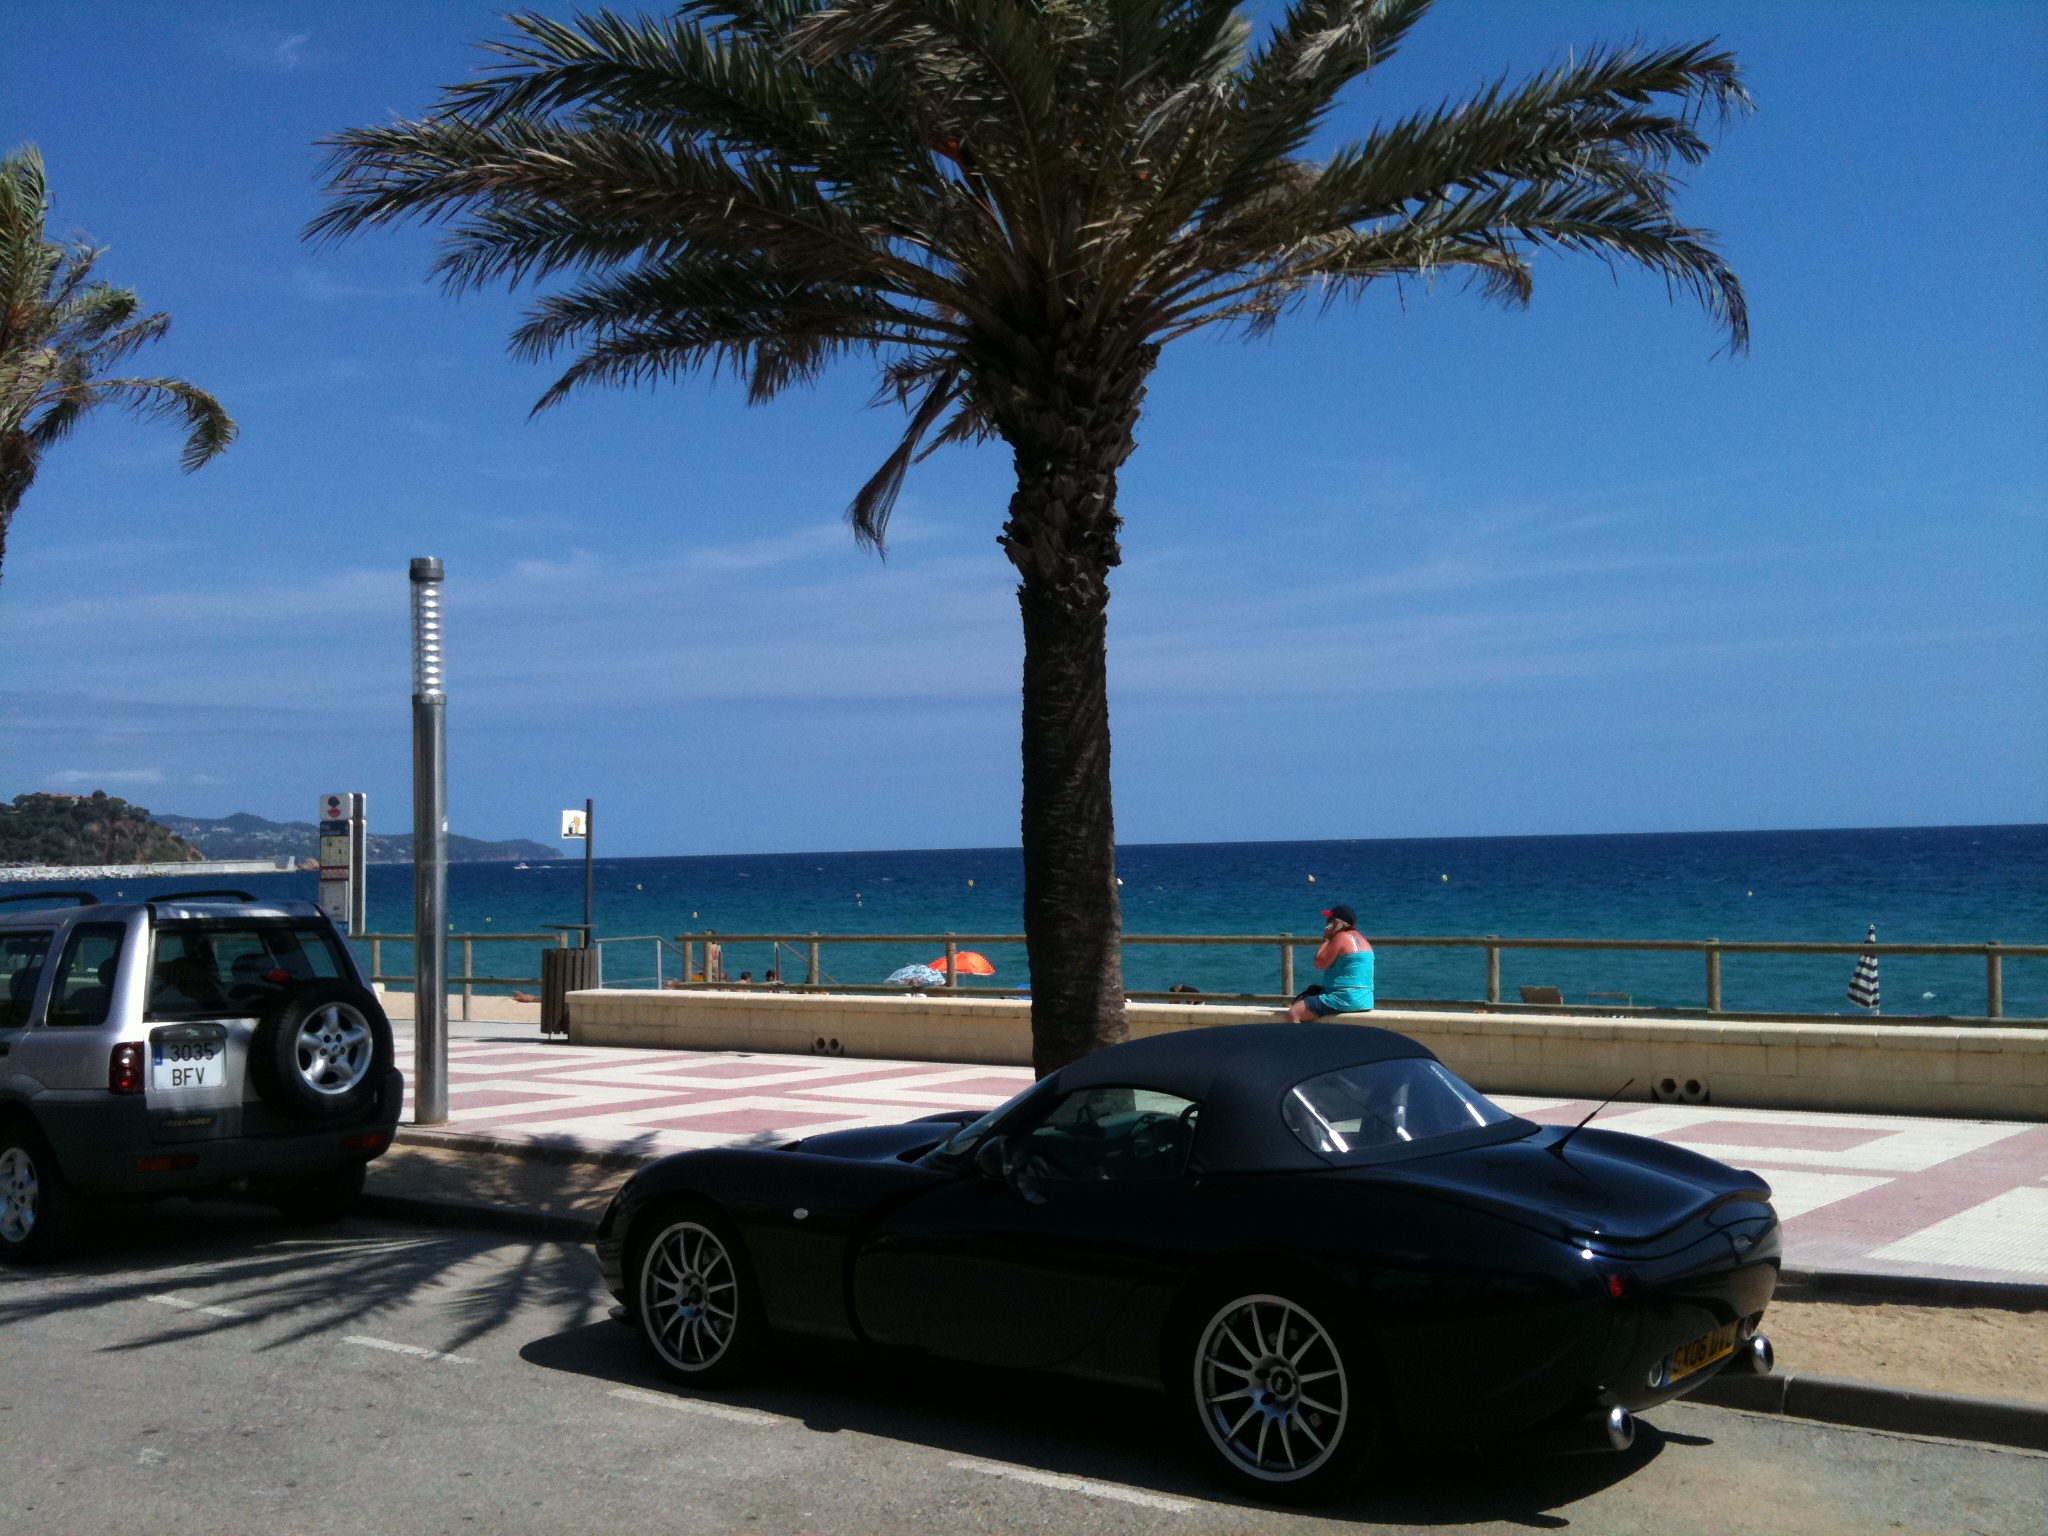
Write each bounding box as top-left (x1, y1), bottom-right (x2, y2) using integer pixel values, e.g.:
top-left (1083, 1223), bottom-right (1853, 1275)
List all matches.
top-left (541, 945), bottom-right (601, 1036)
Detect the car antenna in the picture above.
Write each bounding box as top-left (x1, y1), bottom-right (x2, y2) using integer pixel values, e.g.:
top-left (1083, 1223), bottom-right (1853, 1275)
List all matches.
top-left (1549, 1079), bottom-right (1635, 1160)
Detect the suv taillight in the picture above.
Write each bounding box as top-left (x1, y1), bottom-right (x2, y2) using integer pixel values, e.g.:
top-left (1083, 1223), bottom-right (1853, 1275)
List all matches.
top-left (109, 1042), bottom-right (145, 1096)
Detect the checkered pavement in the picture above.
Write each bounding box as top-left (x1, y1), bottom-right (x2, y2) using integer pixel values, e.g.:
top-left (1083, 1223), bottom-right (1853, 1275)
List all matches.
top-left (401, 1035), bottom-right (2048, 1288)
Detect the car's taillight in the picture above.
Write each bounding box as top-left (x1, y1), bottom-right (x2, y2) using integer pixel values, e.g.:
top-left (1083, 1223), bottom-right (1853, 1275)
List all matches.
top-left (340, 1130), bottom-right (390, 1154)
top-left (109, 1042), bottom-right (145, 1096)
top-left (1604, 1272), bottom-right (1631, 1301)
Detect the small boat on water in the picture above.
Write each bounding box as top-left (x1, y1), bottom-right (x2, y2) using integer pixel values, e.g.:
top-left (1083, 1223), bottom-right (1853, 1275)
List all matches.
top-left (514, 862), bottom-right (529, 869)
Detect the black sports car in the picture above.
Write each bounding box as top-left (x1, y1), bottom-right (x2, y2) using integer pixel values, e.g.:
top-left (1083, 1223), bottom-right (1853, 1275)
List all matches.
top-left (595, 1023), bottom-right (1780, 1501)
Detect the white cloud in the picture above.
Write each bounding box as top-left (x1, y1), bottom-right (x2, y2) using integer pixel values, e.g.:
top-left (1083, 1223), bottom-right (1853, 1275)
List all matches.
top-left (48, 768), bottom-right (164, 787)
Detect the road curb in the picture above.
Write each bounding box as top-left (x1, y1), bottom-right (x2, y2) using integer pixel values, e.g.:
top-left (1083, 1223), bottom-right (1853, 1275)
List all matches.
top-left (1687, 1369), bottom-right (2048, 1453)
top-left (1778, 1266), bottom-right (2048, 1311)
top-left (359, 1192), bottom-right (601, 1244)
top-left (393, 1125), bottom-right (661, 1170)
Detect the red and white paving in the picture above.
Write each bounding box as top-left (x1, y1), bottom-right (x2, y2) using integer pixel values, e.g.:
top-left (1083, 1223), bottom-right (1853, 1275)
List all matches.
top-left (401, 1035), bottom-right (2048, 1288)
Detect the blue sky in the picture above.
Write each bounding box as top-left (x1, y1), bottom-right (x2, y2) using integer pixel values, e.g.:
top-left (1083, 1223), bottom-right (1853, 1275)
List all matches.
top-left (2, 0), bottom-right (2043, 856)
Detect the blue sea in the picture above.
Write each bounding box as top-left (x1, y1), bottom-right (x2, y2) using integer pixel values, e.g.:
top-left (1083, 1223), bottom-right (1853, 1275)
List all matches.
top-left (50, 824), bottom-right (2048, 1018)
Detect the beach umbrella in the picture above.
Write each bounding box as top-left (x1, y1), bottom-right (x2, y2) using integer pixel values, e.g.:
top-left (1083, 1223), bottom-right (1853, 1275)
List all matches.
top-left (887, 963), bottom-right (948, 988)
top-left (1846, 925), bottom-right (1880, 1012)
top-left (928, 950), bottom-right (996, 977)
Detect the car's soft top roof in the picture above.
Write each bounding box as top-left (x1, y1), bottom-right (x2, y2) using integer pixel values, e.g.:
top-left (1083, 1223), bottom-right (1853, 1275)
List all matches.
top-left (1049, 1022), bottom-right (1438, 1173)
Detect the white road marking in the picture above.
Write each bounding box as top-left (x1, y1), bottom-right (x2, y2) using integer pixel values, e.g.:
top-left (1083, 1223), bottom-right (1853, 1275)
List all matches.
top-left (344, 1335), bottom-right (476, 1364)
top-left (147, 1293), bottom-right (247, 1319)
top-left (951, 1457), bottom-right (1199, 1512)
top-left (608, 1385), bottom-right (781, 1426)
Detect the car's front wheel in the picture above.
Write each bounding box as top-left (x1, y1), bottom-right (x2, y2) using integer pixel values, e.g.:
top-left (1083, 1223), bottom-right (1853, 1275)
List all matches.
top-left (0, 1123), bottom-right (80, 1265)
top-left (1177, 1285), bottom-right (1382, 1502)
top-left (627, 1202), bottom-right (768, 1387)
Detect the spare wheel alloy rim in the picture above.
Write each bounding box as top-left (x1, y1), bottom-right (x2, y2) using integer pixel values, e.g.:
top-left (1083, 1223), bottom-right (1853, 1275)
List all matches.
top-left (1, 1146), bottom-right (39, 1244)
top-left (641, 1221), bottom-right (738, 1370)
top-left (1195, 1294), bottom-right (1349, 1482)
top-left (295, 1003), bottom-right (374, 1095)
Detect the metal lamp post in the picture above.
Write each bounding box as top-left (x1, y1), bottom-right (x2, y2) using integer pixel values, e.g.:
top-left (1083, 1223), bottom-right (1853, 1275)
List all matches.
top-left (410, 557), bottom-right (449, 1125)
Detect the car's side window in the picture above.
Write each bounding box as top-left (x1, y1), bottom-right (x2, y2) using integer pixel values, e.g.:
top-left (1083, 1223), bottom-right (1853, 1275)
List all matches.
top-left (1012, 1086), bottom-right (1200, 1183)
top-left (46, 924), bottom-right (129, 1028)
top-left (0, 931), bottom-right (53, 1028)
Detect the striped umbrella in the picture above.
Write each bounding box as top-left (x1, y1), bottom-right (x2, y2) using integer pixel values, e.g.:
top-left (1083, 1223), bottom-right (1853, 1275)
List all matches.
top-left (1846, 925), bottom-right (1881, 1012)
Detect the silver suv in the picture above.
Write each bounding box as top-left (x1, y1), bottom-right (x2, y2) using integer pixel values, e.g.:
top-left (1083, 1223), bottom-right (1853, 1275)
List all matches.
top-left (0, 890), bottom-right (401, 1262)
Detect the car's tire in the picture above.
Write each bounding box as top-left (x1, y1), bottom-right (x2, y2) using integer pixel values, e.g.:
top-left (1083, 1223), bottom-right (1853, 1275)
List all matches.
top-left (0, 1121), bottom-right (81, 1265)
top-left (249, 982), bottom-right (392, 1122)
top-left (1172, 1280), bottom-right (1384, 1503)
top-left (626, 1200), bottom-right (770, 1388)
top-left (271, 1161), bottom-right (367, 1225)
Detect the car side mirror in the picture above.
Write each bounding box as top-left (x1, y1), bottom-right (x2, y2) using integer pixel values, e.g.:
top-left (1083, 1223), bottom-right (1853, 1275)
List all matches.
top-left (973, 1134), bottom-right (1009, 1184)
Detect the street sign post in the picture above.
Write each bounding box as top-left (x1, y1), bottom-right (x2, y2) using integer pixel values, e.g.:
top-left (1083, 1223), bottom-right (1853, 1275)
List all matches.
top-left (561, 800), bottom-right (593, 945)
top-left (317, 792), bottom-right (366, 933)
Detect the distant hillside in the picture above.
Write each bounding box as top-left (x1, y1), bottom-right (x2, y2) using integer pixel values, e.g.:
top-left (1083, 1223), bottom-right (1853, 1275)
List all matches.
top-left (0, 792), bottom-right (206, 866)
top-left (156, 812), bottom-right (563, 865)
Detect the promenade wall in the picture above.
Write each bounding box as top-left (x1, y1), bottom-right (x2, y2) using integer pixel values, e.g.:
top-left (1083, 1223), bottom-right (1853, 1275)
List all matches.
top-left (567, 989), bottom-right (2047, 1120)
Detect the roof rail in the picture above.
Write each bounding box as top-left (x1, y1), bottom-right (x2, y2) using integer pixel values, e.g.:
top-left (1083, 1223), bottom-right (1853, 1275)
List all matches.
top-left (0, 891), bottom-right (99, 909)
top-left (147, 890), bottom-right (257, 904)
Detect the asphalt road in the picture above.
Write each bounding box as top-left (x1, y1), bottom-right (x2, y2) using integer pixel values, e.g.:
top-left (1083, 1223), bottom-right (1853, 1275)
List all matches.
top-left (3, 1202), bottom-right (2042, 1536)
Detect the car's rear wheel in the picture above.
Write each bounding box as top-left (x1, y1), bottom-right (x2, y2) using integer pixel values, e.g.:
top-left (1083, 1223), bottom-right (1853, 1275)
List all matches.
top-left (1177, 1285), bottom-right (1382, 1502)
top-left (628, 1202), bottom-right (768, 1387)
top-left (0, 1124), bottom-right (80, 1265)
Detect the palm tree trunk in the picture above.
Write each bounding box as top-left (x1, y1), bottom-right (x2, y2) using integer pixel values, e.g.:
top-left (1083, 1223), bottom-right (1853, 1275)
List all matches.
top-left (996, 344), bottom-right (1153, 1075)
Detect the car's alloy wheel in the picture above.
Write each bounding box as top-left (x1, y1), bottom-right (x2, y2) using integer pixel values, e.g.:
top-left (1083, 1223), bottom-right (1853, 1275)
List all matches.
top-left (639, 1219), bottom-right (743, 1374)
top-left (0, 1145), bottom-right (38, 1246)
top-left (1193, 1292), bottom-right (1356, 1490)
top-left (0, 1129), bottom-right (78, 1264)
top-left (293, 1003), bottom-right (374, 1097)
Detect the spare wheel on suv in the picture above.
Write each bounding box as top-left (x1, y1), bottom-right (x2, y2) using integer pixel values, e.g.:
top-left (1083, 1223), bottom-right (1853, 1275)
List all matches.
top-left (249, 980), bottom-right (393, 1120)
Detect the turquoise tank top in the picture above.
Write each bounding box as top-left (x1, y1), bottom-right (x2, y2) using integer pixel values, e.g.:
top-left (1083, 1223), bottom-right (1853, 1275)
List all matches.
top-left (1317, 945), bottom-right (1375, 1011)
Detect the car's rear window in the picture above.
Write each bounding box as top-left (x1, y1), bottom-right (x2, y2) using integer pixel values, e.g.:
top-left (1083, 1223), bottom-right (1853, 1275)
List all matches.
top-left (148, 920), bottom-right (348, 1021)
top-left (1282, 1058), bottom-right (1517, 1159)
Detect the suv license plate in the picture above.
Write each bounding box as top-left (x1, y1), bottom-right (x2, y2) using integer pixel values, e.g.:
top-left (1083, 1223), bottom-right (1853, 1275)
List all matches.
top-left (153, 1038), bottom-right (225, 1092)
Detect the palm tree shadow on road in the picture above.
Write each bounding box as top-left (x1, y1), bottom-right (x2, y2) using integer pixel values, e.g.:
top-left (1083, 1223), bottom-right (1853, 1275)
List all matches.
top-left (0, 1183), bottom-right (609, 1358)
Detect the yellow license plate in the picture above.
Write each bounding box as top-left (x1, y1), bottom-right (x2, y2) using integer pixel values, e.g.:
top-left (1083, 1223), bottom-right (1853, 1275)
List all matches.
top-left (1669, 1321), bottom-right (1742, 1381)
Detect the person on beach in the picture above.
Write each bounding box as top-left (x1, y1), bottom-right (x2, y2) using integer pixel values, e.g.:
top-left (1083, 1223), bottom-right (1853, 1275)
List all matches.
top-left (1285, 904), bottom-right (1374, 1021)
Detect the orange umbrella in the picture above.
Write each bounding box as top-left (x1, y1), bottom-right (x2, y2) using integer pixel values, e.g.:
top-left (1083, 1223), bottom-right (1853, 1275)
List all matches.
top-left (928, 950), bottom-right (996, 976)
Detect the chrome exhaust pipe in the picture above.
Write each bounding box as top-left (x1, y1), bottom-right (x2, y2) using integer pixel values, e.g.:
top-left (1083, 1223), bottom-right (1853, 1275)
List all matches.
top-left (1741, 1334), bottom-right (1774, 1375)
top-left (1604, 1406), bottom-right (1635, 1452)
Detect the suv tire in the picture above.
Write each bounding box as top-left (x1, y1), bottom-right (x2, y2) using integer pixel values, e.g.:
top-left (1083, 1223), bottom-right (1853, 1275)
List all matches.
top-left (250, 982), bottom-right (393, 1122)
top-left (0, 1121), bottom-right (81, 1265)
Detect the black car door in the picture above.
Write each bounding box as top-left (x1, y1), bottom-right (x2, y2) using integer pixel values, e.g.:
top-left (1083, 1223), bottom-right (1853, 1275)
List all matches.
top-left (852, 1085), bottom-right (1199, 1370)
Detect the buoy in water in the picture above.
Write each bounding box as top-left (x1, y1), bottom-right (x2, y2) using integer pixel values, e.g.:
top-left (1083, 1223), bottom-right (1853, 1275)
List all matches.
top-left (1307, 874), bottom-right (1316, 883)
top-left (968, 879), bottom-right (974, 886)
top-left (1441, 874), bottom-right (1449, 882)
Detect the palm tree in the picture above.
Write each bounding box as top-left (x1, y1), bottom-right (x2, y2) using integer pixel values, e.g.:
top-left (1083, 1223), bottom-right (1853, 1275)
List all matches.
top-left (311, 0), bottom-right (1749, 1074)
top-left (0, 144), bottom-right (236, 583)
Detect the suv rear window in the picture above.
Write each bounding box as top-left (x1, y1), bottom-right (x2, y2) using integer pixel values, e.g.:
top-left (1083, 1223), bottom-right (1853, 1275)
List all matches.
top-left (149, 921), bottom-right (348, 1021)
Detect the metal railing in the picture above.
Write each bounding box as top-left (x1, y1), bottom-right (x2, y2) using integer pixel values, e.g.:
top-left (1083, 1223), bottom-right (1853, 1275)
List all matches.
top-left (661, 930), bottom-right (2046, 1022)
top-left (360, 932), bottom-right (565, 1021)
top-left (356, 928), bottom-right (2046, 1023)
